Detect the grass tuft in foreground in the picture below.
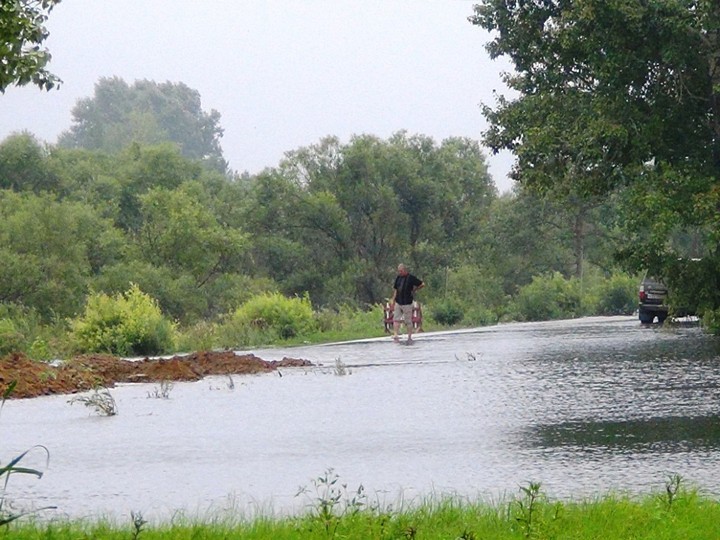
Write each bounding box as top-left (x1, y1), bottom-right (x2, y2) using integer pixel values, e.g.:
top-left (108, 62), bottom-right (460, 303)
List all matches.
top-left (3, 477), bottom-right (720, 539)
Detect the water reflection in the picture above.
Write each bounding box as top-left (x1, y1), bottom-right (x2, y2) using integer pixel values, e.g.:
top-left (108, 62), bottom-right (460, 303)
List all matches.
top-left (527, 414), bottom-right (720, 452)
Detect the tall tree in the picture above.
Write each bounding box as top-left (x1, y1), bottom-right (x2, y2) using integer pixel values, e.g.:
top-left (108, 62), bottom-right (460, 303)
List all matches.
top-left (399, 134), bottom-right (497, 268)
top-left (470, 0), bottom-right (720, 314)
top-left (0, 0), bottom-right (61, 92)
top-left (244, 133), bottom-right (496, 306)
top-left (471, 1), bottom-right (717, 188)
top-left (58, 77), bottom-right (227, 172)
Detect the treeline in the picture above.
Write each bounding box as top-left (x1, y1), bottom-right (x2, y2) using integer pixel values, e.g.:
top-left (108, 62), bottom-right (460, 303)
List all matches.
top-left (0, 126), bottom-right (641, 358)
top-left (0, 78), bottom-right (644, 360)
top-left (2, 2), bottom-right (718, 357)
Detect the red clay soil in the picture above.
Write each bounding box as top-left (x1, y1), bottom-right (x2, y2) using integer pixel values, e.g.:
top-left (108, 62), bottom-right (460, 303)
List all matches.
top-left (0, 351), bottom-right (313, 399)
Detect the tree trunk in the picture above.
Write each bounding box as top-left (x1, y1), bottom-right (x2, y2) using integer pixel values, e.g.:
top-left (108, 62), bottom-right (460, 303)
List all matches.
top-left (572, 205), bottom-right (586, 279)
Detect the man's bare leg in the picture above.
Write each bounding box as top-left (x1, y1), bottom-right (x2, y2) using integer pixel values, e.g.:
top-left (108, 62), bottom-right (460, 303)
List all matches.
top-left (405, 310), bottom-right (413, 344)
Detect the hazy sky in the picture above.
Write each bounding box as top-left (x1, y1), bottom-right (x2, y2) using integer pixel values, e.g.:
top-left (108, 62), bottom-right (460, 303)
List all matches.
top-left (0, 0), bottom-right (516, 192)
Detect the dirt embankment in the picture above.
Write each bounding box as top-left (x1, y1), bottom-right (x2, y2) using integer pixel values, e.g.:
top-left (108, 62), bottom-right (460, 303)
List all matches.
top-left (0, 351), bottom-right (312, 399)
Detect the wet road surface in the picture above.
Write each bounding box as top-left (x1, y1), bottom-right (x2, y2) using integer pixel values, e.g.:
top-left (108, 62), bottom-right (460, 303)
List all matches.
top-left (4, 316), bottom-right (720, 521)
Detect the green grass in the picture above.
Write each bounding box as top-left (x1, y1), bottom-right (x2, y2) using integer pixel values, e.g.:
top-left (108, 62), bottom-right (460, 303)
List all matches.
top-left (283, 304), bottom-right (444, 346)
top-left (4, 299), bottom-right (450, 359)
top-left (3, 486), bottom-right (720, 539)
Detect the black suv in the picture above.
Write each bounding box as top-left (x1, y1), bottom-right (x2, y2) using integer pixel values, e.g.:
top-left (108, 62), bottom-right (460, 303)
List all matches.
top-left (638, 275), bottom-right (668, 324)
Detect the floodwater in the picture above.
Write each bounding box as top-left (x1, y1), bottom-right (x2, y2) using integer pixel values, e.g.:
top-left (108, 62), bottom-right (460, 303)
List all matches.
top-left (4, 315), bottom-right (720, 522)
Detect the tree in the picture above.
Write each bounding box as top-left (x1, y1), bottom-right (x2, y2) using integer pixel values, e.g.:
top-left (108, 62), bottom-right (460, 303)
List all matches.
top-left (137, 182), bottom-right (248, 290)
top-left (471, 1), bottom-right (718, 185)
top-left (470, 0), bottom-right (720, 317)
top-left (110, 143), bottom-right (205, 233)
top-left (240, 167), bottom-right (346, 304)
top-left (0, 132), bottom-right (57, 192)
top-left (58, 77), bottom-right (227, 172)
top-left (402, 134), bottom-right (496, 267)
top-left (46, 146), bottom-right (123, 219)
top-left (470, 0), bottom-right (720, 209)
top-left (0, 0), bottom-right (61, 92)
top-left (243, 133), bottom-right (497, 307)
top-left (0, 190), bottom-right (125, 319)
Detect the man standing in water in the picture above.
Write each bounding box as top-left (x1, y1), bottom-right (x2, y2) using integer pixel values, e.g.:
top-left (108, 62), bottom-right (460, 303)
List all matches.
top-left (391, 263), bottom-right (424, 344)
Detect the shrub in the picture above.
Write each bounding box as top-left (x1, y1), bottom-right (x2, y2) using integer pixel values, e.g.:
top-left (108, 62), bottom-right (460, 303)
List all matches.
top-left (430, 299), bottom-right (464, 326)
top-left (461, 304), bottom-right (499, 326)
top-left (702, 308), bottom-right (720, 335)
top-left (665, 257), bottom-right (715, 317)
top-left (227, 292), bottom-right (316, 341)
top-left (70, 284), bottom-right (176, 356)
top-left (425, 265), bottom-right (508, 326)
top-left (592, 273), bottom-right (638, 315)
top-left (511, 272), bottom-right (583, 321)
top-left (91, 262), bottom-right (206, 325)
top-left (175, 320), bottom-right (219, 353)
top-left (216, 319), bottom-right (273, 349)
top-left (312, 304), bottom-right (385, 338)
top-left (0, 318), bottom-right (23, 356)
top-left (0, 304), bottom-right (64, 359)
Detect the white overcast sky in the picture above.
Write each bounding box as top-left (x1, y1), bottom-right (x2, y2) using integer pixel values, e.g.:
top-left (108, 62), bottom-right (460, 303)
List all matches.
top-left (0, 0), bottom-right (517, 193)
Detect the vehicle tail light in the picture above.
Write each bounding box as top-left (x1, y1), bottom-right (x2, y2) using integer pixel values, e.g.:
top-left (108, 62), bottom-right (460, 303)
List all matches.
top-left (639, 290), bottom-right (647, 301)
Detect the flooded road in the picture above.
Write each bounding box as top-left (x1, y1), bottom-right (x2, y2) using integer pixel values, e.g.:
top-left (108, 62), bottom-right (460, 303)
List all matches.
top-left (4, 316), bottom-right (720, 522)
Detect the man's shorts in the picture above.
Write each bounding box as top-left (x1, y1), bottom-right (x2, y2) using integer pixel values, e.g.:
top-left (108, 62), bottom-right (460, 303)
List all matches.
top-left (393, 303), bottom-right (413, 327)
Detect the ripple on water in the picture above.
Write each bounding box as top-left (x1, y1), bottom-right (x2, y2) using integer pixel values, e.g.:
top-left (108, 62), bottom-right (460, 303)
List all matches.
top-left (3, 316), bottom-right (720, 520)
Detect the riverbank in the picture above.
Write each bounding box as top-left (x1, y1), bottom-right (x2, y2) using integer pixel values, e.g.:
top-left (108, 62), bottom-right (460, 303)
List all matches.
top-left (0, 351), bottom-right (312, 399)
top-left (2, 486), bottom-right (717, 539)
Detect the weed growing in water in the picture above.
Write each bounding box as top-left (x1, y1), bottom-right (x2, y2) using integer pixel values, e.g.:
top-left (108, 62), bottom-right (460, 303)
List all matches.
top-left (209, 375), bottom-right (238, 391)
top-left (455, 351), bottom-right (480, 362)
top-left (0, 382), bottom-right (55, 524)
top-left (69, 387), bottom-right (118, 416)
top-left (147, 380), bottom-right (173, 399)
top-left (334, 357), bottom-right (351, 376)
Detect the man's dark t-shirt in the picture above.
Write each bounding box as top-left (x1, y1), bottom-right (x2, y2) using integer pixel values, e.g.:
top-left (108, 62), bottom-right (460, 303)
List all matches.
top-left (394, 274), bottom-right (423, 305)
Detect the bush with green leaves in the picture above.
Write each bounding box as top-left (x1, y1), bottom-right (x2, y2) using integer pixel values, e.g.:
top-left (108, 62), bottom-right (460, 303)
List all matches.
top-left (175, 320), bottom-right (219, 353)
top-left (511, 272), bottom-right (583, 321)
top-left (430, 299), bottom-right (464, 326)
top-left (665, 257), bottom-right (716, 318)
top-left (0, 317), bottom-right (23, 356)
top-left (509, 270), bottom-right (639, 321)
top-left (0, 303), bottom-right (66, 360)
top-left (94, 262), bottom-right (277, 326)
top-left (462, 304), bottom-right (500, 326)
top-left (426, 265), bottom-right (508, 326)
top-left (70, 284), bottom-right (176, 356)
top-left (312, 304), bottom-right (385, 339)
top-left (702, 308), bottom-right (720, 335)
top-left (224, 292), bottom-right (317, 343)
top-left (590, 272), bottom-right (638, 316)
